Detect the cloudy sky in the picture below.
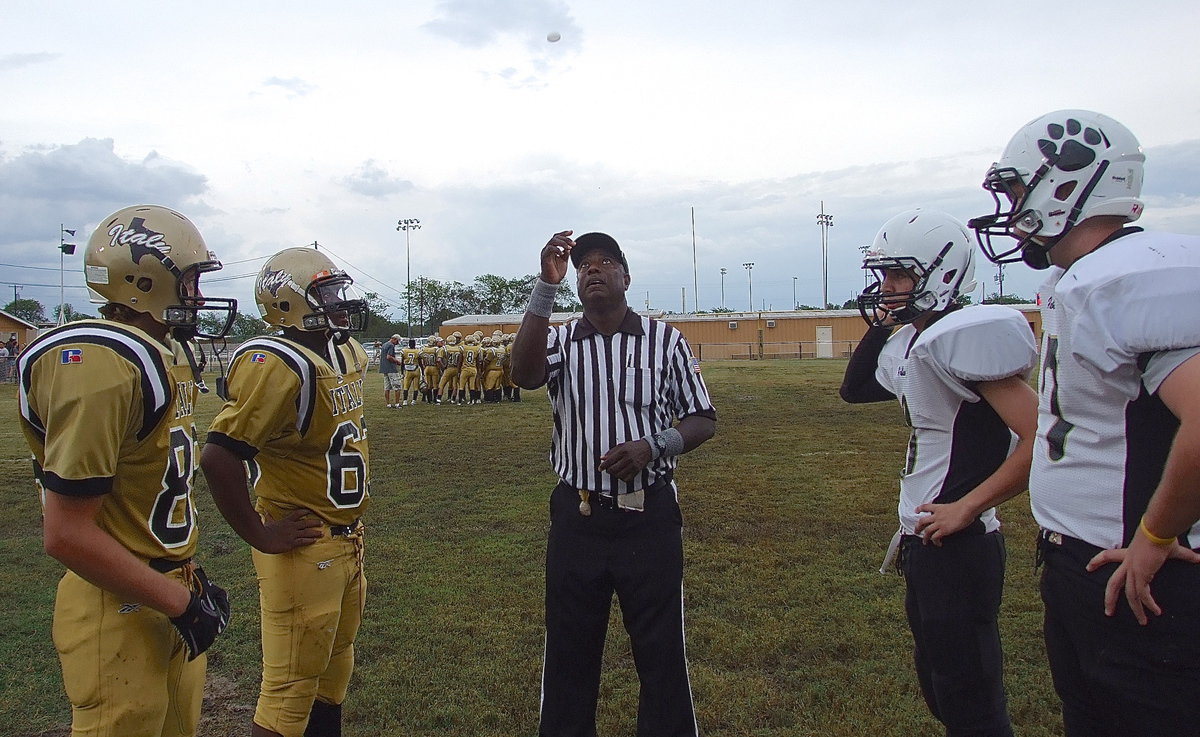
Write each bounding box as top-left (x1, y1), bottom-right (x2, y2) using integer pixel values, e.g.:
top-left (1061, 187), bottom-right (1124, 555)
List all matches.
top-left (3, 0), bottom-right (1200, 321)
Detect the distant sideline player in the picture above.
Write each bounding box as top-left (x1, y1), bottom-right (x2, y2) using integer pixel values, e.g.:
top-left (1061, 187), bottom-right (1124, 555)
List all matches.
top-left (970, 109), bottom-right (1200, 735)
top-left (841, 208), bottom-right (1038, 737)
top-left (19, 204), bottom-right (234, 736)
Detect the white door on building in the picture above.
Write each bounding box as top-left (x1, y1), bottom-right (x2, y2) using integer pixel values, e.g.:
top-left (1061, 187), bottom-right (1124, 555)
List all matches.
top-left (816, 326), bottom-right (833, 358)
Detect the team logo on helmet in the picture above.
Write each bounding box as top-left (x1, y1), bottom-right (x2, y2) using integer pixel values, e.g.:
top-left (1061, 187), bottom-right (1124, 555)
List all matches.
top-left (107, 217), bottom-right (171, 265)
top-left (258, 268), bottom-right (295, 299)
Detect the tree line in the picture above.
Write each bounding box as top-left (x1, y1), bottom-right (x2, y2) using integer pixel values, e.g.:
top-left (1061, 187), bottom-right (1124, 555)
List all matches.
top-left (4, 273), bottom-right (581, 343)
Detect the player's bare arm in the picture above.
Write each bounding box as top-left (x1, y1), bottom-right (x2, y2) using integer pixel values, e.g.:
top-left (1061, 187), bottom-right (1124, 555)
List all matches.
top-left (1089, 353), bottom-right (1200, 624)
top-left (511, 230), bottom-right (574, 389)
top-left (200, 443), bottom-right (323, 554)
top-left (43, 492), bottom-right (192, 617)
top-left (599, 414), bottom-right (716, 482)
top-left (915, 374), bottom-right (1038, 545)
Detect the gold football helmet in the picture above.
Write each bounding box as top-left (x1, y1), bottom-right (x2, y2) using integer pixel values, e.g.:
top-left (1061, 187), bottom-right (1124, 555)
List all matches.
top-left (84, 204), bottom-right (236, 338)
top-left (255, 248), bottom-right (367, 341)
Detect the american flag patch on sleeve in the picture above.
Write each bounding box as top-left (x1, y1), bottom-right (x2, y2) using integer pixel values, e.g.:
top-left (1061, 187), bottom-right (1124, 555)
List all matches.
top-left (690, 357), bottom-right (701, 374)
top-left (60, 348), bottom-right (83, 364)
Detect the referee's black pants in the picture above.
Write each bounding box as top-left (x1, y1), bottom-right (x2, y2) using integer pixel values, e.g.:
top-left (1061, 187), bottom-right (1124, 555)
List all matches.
top-left (1038, 531), bottom-right (1200, 737)
top-left (900, 531), bottom-right (1013, 737)
top-left (539, 479), bottom-right (698, 737)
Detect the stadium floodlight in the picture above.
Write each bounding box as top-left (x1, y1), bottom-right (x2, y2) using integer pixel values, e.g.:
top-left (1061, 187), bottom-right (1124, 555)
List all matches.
top-left (395, 218), bottom-right (421, 339)
top-left (817, 202), bottom-right (834, 310)
top-left (743, 262), bottom-right (754, 312)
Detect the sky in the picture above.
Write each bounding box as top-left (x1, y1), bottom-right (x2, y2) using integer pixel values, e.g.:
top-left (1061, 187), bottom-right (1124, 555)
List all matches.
top-left (3, 0), bottom-right (1200, 321)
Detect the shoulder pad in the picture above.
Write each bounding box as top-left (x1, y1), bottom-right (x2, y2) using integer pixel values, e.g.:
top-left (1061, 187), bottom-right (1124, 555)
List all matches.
top-left (913, 306), bottom-right (1038, 382)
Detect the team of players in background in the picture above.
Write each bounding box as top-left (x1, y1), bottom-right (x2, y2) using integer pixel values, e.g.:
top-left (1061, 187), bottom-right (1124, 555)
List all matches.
top-left (382, 330), bottom-right (522, 407)
top-left (16, 107), bottom-right (1200, 737)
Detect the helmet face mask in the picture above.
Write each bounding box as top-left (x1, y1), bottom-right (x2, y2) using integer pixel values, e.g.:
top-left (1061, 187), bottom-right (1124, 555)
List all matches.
top-left (85, 205), bottom-right (237, 339)
top-left (970, 110), bottom-right (1145, 270)
top-left (256, 248), bottom-right (368, 341)
top-left (857, 209), bottom-right (976, 328)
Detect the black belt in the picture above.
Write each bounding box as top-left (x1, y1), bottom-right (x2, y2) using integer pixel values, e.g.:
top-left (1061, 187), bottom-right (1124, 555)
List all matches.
top-left (149, 557), bottom-right (191, 573)
top-left (578, 474), bottom-right (674, 512)
top-left (329, 519), bottom-right (362, 537)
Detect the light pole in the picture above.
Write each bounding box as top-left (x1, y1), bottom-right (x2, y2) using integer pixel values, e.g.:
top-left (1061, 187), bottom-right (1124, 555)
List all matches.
top-left (817, 201), bottom-right (834, 309)
top-left (743, 262), bottom-right (754, 312)
top-left (720, 267), bottom-right (727, 309)
top-left (58, 224), bottom-right (77, 326)
top-left (792, 276), bottom-right (798, 310)
top-left (395, 218), bottom-right (421, 339)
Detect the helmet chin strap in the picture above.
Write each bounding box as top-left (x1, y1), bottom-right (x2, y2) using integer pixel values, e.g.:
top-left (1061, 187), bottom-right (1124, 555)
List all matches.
top-left (176, 336), bottom-right (210, 394)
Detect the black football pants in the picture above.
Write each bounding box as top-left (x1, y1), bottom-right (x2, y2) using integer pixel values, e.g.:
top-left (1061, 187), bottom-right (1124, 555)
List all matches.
top-left (901, 531), bottom-right (1013, 737)
top-left (539, 480), bottom-right (698, 737)
top-left (1039, 531), bottom-right (1200, 737)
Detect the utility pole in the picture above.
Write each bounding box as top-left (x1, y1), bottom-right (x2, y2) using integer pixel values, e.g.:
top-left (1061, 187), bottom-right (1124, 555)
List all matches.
top-left (396, 218), bottom-right (421, 339)
top-left (58, 224), bottom-right (77, 326)
top-left (743, 262), bottom-right (754, 312)
top-left (720, 268), bottom-right (727, 310)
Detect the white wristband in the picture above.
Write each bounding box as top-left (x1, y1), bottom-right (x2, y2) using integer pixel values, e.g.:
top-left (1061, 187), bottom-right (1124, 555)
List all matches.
top-left (526, 278), bottom-right (560, 318)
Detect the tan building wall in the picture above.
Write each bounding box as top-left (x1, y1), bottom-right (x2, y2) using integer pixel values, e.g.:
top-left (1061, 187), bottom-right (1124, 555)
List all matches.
top-left (0, 312), bottom-right (40, 352)
top-left (440, 306), bottom-right (1043, 360)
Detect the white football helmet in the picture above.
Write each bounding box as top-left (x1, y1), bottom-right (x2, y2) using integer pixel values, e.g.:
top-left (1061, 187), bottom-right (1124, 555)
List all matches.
top-left (84, 204), bottom-right (237, 339)
top-left (255, 248), bottom-right (367, 342)
top-left (857, 208), bottom-right (976, 327)
top-left (970, 110), bottom-right (1144, 269)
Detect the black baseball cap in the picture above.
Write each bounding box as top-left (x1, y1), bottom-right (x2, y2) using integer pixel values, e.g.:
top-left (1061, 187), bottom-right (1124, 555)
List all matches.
top-left (570, 232), bottom-right (629, 273)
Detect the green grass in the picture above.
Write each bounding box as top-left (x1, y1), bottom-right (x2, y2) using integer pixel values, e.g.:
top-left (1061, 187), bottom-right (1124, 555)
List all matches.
top-left (0, 361), bottom-right (1062, 736)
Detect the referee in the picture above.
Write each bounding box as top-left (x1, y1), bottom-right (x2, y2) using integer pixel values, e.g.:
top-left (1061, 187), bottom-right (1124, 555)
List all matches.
top-left (511, 230), bottom-right (717, 737)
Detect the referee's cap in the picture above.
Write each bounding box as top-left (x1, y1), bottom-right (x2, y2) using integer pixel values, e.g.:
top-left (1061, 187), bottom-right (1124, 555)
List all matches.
top-left (570, 232), bottom-right (629, 273)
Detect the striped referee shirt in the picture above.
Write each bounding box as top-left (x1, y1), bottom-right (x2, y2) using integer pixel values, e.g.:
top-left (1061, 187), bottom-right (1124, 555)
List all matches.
top-left (541, 308), bottom-right (716, 494)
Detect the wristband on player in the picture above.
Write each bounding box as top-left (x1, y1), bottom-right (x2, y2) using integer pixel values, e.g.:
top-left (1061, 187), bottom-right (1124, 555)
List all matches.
top-left (1138, 517), bottom-right (1176, 547)
top-left (526, 279), bottom-right (560, 318)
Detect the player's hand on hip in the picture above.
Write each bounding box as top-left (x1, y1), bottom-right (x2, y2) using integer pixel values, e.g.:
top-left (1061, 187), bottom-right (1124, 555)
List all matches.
top-left (913, 500), bottom-right (974, 546)
top-left (598, 439), bottom-right (652, 482)
top-left (541, 231), bottom-right (574, 285)
top-left (258, 508), bottom-right (324, 554)
top-left (171, 567), bottom-right (231, 660)
top-left (1089, 536), bottom-right (1200, 625)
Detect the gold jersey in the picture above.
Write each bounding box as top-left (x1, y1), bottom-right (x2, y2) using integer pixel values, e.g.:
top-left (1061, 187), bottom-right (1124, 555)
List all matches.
top-left (439, 343), bottom-right (464, 369)
top-left (461, 344), bottom-right (482, 369)
top-left (207, 336), bottom-right (370, 526)
top-left (419, 345), bottom-right (440, 368)
top-left (400, 347), bottom-right (421, 373)
top-left (18, 320), bottom-right (201, 562)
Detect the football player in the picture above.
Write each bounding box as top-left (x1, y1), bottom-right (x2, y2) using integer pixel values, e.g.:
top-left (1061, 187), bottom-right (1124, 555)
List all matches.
top-left (971, 110), bottom-right (1200, 735)
top-left (201, 247), bottom-right (371, 737)
top-left (18, 204), bottom-right (234, 736)
top-left (438, 331), bottom-right (464, 404)
top-left (399, 338), bottom-right (421, 405)
top-left (459, 333), bottom-right (482, 404)
top-left (840, 208), bottom-right (1038, 737)
top-left (419, 334), bottom-right (441, 403)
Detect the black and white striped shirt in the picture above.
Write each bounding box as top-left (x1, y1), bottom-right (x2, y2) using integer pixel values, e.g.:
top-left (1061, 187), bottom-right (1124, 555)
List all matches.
top-left (540, 309), bottom-right (716, 494)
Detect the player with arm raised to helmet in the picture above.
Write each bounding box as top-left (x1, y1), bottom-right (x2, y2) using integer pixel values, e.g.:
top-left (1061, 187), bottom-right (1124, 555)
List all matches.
top-left (840, 208), bottom-right (1038, 737)
top-left (970, 110), bottom-right (1200, 735)
top-left (18, 204), bottom-right (235, 736)
top-left (200, 247), bottom-right (371, 737)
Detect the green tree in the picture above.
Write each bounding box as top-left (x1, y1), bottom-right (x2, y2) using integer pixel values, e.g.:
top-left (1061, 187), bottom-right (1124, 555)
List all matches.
top-left (982, 293), bottom-right (1033, 305)
top-left (51, 303), bottom-right (94, 323)
top-left (4, 298), bottom-right (46, 323)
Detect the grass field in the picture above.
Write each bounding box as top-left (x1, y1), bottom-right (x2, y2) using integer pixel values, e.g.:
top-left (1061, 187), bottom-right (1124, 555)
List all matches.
top-left (0, 360), bottom-right (1062, 736)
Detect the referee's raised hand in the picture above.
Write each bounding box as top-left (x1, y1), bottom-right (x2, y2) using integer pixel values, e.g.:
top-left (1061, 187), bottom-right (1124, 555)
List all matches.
top-left (540, 230), bottom-right (575, 284)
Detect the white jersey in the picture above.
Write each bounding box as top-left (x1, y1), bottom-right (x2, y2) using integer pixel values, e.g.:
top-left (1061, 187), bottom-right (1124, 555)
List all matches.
top-left (876, 305), bottom-right (1038, 535)
top-left (1032, 229), bottom-right (1200, 550)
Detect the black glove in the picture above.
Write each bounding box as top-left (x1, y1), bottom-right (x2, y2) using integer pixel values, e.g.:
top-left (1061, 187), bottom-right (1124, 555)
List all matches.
top-left (169, 567), bottom-right (231, 661)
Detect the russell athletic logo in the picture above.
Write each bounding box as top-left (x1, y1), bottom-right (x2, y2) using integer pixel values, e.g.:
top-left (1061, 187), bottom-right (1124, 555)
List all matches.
top-left (250, 352), bottom-right (267, 364)
top-left (60, 348), bottom-right (83, 364)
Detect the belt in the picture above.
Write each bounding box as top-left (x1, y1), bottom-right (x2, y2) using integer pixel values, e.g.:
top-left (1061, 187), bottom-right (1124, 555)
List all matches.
top-left (329, 519), bottom-right (362, 537)
top-left (575, 473), bottom-right (674, 513)
top-left (149, 557), bottom-right (192, 573)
